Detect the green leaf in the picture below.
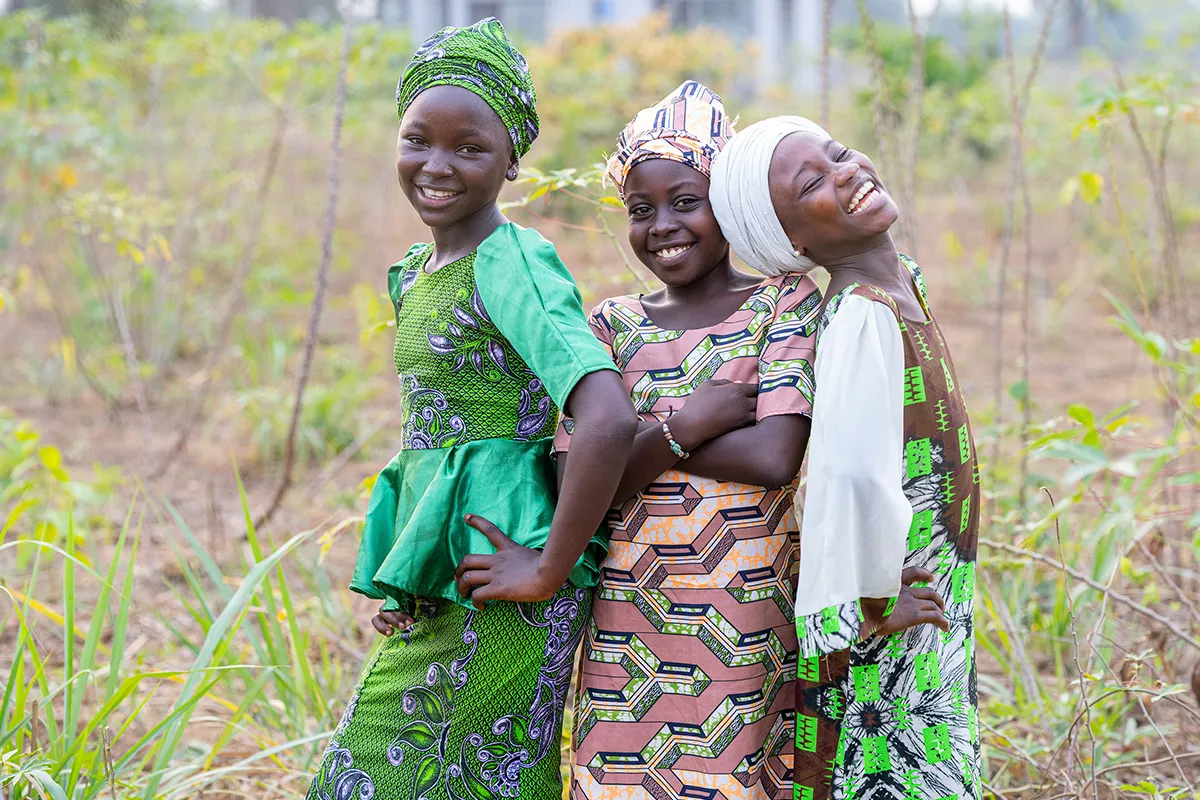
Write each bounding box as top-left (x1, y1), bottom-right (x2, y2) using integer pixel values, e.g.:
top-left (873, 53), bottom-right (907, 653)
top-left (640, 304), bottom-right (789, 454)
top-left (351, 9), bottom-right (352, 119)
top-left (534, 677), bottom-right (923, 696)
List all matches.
top-left (1067, 404), bottom-right (1095, 427)
top-left (38, 445), bottom-right (69, 482)
top-left (406, 686), bottom-right (446, 724)
top-left (1079, 171), bottom-right (1103, 204)
top-left (393, 720), bottom-right (437, 753)
top-left (413, 753), bottom-right (441, 800)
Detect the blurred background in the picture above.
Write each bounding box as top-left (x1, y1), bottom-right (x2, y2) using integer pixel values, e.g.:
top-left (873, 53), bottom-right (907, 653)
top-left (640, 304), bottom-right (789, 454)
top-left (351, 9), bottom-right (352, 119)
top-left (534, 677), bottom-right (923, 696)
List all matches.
top-left (1, 0), bottom-right (1198, 798)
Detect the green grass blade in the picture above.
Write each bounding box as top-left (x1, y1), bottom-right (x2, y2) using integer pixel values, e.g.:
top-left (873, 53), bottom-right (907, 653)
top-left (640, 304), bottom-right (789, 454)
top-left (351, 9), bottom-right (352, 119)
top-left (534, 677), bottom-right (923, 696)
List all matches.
top-left (142, 526), bottom-right (315, 799)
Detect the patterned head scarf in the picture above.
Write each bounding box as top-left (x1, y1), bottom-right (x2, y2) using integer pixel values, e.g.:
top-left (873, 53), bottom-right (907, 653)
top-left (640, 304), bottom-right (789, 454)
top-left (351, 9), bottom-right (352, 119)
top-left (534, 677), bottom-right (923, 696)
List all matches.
top-left (710, 115), bottom-right (832, 276)
top-left (396, 17), bottom-right (539, 159)
top-left (605, 80), bottom-right (735, 201)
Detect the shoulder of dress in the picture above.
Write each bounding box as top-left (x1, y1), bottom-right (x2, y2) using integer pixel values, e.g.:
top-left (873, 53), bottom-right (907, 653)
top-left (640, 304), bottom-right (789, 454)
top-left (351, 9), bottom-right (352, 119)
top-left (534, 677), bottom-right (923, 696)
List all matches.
top-left (390, 243), bottom-right (430, 272)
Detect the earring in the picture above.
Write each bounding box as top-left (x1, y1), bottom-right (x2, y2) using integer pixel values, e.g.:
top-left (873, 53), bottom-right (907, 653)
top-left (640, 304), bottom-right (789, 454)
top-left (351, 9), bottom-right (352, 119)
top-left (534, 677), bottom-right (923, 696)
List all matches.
top-left (792, 248), bottom-right (801, 257)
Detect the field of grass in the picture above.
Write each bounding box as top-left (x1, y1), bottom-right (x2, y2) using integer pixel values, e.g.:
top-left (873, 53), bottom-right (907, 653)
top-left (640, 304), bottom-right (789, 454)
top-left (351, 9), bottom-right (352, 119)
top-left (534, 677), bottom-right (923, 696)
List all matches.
top-left (1, 5), bottom-right (1198, 799)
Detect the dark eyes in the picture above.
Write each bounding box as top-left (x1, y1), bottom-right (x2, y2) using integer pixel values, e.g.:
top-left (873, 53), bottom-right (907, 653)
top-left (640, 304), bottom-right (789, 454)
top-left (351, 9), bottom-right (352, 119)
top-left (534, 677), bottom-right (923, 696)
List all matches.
top-left (628, 196), bottom-right (701, 218)
top-left (404, 135), bottom-right (426, 147)
top-left (458, 144), bottom-right (484, 155)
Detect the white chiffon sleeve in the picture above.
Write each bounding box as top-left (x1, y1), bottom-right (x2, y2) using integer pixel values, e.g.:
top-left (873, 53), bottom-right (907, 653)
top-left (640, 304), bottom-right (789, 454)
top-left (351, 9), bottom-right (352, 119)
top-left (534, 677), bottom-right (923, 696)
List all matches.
top-left (794, 294), bottom-right (911, 657)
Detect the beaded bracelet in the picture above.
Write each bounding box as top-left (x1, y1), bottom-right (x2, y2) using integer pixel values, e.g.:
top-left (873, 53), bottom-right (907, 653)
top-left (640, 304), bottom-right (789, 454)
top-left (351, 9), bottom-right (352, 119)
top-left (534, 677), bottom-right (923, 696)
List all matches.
top-left (661, 422), bottom-right (690, 460)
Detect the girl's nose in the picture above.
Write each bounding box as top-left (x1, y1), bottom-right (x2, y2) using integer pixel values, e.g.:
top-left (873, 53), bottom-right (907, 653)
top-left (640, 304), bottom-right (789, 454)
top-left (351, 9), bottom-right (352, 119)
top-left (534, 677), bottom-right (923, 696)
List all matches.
top-left (834, 161), bottom-right (860, 186)
top-left (649, 212), bottom-right (680, 238)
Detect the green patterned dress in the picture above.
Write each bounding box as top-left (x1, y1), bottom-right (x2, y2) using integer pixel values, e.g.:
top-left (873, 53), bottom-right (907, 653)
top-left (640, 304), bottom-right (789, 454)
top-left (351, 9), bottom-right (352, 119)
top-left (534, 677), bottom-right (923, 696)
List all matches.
top-left (307, 223), bottom-right (618, 800)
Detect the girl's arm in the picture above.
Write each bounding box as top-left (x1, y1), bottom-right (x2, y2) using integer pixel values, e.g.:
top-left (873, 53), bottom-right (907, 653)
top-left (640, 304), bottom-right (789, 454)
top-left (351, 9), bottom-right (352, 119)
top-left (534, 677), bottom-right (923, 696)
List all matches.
top-left (555, 379), bottom-right (760, 504)
top-left (793, 295), bottom-right (946, 654)
top-left (682, 414), bottom-right (810, 488)
top-left (455, 370), bottom-right (636, 607)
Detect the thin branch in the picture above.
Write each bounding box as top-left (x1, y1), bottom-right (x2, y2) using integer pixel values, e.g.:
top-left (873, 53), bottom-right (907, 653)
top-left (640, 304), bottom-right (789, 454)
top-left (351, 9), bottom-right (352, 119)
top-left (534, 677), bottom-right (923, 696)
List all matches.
top-left (1048, 489), bottom-right (1100, 800)
top-left (989, 0), bottom-right (1061, 481)
top-left (257, 16), bottom-right (351, 529)
top-left (819, 0), bottom-right (835, 130)
top-left (153, 97), bottom-right (293, 478)
top-left (981, 537), bottom-right (1200, 652)
top-left (598, 211), bottom-right (651, 293)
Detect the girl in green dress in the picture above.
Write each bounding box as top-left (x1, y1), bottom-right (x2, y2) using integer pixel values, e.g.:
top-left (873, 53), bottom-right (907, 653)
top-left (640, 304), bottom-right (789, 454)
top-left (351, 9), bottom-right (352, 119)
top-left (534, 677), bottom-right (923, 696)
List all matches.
top-left (306, 18), bottom-right (636, 800)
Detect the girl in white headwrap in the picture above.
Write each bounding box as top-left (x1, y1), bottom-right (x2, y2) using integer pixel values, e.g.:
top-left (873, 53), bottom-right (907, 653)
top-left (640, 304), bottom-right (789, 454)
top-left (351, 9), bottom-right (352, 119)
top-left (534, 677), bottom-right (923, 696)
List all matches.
top-left (711, 117), bottom-right (981, 800)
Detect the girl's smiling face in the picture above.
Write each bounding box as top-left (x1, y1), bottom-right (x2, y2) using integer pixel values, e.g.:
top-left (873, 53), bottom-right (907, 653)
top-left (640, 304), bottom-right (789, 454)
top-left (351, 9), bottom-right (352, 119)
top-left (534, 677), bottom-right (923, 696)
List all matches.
top-left (623, 159), bottom-right (730, 287)
top-left (767, 133), bottom-right (899, 263)
top-left (396, 85), bottom-right (518, 229)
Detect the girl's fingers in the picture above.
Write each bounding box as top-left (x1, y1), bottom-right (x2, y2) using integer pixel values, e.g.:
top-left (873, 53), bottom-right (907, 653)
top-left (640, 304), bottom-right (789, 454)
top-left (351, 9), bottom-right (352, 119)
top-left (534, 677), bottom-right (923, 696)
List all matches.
top-left (464, 514), bottom-right (514, 549)
top-left (455, 553), bottom-right (491, 581)
top-left (901, 566), bottom-right (936, 585)
top-left (379, 610), bottom-right (409, 625)
top-left (370, 615), bottom-right (393, 637)
top-left (910, 587), bottom-right (947, 611)
top-left (469, 584), bottom-right (499, 611)
top-left (456, 569), bottom-right (489, 597)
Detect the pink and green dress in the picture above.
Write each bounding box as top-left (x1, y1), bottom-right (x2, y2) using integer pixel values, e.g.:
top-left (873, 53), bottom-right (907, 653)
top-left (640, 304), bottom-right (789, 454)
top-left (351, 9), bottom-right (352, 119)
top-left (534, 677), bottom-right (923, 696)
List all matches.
top-left (557, 273), bottom-right (823, 800)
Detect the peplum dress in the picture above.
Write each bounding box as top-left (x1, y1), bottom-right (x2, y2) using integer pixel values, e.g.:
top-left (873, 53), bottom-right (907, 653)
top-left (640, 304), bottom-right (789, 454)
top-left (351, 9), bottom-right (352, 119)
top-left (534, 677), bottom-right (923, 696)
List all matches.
top-left (307, 222), bottom-right (619, 800)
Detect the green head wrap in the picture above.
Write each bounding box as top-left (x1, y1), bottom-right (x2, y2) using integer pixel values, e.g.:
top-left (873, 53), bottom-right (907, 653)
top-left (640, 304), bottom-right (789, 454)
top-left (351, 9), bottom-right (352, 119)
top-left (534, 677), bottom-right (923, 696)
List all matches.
top-left (396, 17), bottom-right (539, 159)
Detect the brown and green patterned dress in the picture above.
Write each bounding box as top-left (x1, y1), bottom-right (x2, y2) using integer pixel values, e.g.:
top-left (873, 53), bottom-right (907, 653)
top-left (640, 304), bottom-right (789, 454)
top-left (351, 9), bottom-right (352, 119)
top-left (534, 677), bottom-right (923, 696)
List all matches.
top-left (793, 257), bottom-right (980, 800)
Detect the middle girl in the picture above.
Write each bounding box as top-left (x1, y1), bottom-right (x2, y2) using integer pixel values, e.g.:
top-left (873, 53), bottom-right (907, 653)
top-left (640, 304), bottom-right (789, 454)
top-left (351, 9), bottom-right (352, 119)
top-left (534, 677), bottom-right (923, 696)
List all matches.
top-left (556, 81), bottom-right (823, 800)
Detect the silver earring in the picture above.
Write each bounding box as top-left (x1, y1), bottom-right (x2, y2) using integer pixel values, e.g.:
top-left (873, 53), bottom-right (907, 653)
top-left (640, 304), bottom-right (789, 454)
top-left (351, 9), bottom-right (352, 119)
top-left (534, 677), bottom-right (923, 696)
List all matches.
top-left (792, 249), bottom-right (801, 257)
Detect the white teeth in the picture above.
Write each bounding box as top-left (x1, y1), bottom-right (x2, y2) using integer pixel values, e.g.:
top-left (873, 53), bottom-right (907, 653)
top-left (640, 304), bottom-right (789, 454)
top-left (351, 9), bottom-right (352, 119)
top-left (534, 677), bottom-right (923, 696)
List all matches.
top-left (655, 245), bottom-right (692, 259)
top-left (847, 181), bottom-right (876, 213)
top-left (422, 188), bottom-right (458, 199)
top-left (851, 190), bottom-right (880, 214)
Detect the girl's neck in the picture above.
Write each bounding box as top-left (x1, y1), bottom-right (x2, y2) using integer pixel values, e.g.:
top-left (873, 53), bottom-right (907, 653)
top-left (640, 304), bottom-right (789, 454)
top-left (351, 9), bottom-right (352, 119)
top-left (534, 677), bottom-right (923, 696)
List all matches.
top-left (642, 255), bottom-right (761, 331)
top-left (822, 234), bottom-right (924, 319)
top-left (660, 256), bottom-right (750, 306)
top-left (428, 203), bottom-right (507, 271)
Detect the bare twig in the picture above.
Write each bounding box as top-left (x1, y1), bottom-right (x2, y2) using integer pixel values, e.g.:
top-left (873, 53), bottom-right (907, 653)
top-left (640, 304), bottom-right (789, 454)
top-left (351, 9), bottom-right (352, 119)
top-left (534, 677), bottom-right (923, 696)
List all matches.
top-left (257, 16), bottom-right (351, 529)
top-left (29, 258), bottom-right (123, 409)
top-left (989, 0), bottom-right (1061, 485)
top-left (84, 235), bottom-right (152, 448)
top-left (598, 212), bottom-right (651, 293)
top-left (153, 97), bottom-right (293, 478)
top-left (819, 0), bottom-right (835, 130)
top-left (1136, 539), bottom-right (1200, 627)
top-left (981, 537), bottom-right (1200, 652)
top-left (1047, 488), bottom-right (1100, 800)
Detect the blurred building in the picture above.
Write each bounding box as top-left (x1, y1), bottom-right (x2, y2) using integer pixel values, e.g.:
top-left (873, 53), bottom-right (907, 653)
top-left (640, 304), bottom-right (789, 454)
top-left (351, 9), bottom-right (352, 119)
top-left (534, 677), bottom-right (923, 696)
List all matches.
top-left (379, 0), bottom-right (824, 93)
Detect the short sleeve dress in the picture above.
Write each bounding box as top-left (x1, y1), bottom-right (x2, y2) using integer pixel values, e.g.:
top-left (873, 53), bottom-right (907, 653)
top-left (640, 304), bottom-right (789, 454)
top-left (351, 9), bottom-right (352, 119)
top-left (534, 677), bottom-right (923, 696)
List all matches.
top-left (307, 223), bottom-right (619, 800)
top-left (559, 273), bottom-right (823, 800)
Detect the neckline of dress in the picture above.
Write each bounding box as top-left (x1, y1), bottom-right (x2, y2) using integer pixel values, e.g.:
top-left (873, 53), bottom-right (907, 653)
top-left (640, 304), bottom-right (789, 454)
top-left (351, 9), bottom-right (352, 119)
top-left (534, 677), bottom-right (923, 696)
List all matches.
top-left (418, 244), bottom-right (476, 276)
top-left (826, 259), bottom-right (931, 326)
top-left (629, 280), bottom-right (770, 333)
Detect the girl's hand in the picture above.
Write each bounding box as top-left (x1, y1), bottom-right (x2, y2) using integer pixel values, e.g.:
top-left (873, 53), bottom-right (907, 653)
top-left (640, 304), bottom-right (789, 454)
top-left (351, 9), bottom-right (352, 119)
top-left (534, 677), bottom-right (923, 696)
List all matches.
top-left (371, 608), bottom-right (414, 637)
top-left (454, 514), bottom-right (559, 610)
top-left (670, 379), bottom-right (758, 449)
top-left (859, 567), bottom-right (949, 639)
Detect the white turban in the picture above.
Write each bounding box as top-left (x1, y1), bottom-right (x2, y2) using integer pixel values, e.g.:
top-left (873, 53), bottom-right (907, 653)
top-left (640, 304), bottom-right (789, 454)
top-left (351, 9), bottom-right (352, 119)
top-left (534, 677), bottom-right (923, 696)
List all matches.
top-left (709, 115), bottom-right (832, 277)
